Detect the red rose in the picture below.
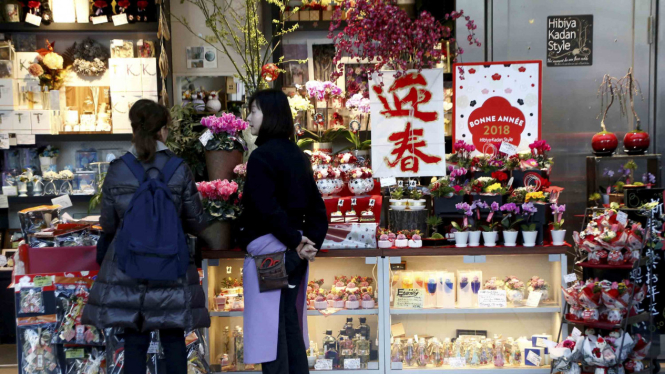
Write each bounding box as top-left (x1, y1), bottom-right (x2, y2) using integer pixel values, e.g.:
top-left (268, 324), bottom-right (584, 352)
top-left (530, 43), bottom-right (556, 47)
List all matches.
top-left (137, 0), bottom-right (148, 8)
top-left (118, 0), bottom-right (130, 7)
top-left (471, 157), bottom-right (480, 166)
top-left (94, 0), bottom-right (107, 7)
top-left (27, 0), bottom-right (40, 8)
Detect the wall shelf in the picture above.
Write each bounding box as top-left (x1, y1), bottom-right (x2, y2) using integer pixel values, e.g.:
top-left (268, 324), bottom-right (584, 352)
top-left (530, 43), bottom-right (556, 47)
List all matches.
top-left (0, 22), bottom-right (158, 33)
top-left (210, 308), bottom-right (379, 318)
top-left (389, 306), bottom-right (561, 315)
top-left (8, 195), bottom-right (92, 205)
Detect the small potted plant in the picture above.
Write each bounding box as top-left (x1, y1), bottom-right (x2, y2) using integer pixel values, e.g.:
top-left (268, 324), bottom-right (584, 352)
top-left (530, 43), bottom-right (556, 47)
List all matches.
top-left (389, 187), bottom-right (408, 210)
top-left (520, 202), bottom-right (538, 247)
top-left (424, 216), bottom-right (446, 247)
top-left (500, 203), bottom-right (523, 246)
top-left (504, 276), bottom-right (525, 305)
top-left (197, 179), bottom-right (242, 250)
top-left (407, 188), bottom-right (426, 209)
top-left (314, 294), bottom-right (328, 310)
top-left (467, 200), bottom-right (487, 247)
top-left (550, 203), bottom-right (566, 245)
top-left (408, 233), bottom-right (422, 248)
top-left (200, 113), bottom-right (248, 181)
top-left (345, 292), bottom-right (360, 310)
top-left (394, 233), bottom-right (408, 248)
top-left (528, 276), bottom-right (550, 301)
top-left (332, 291), bottom-right (345, 309)
top-left (452, 202), bottom-right (471, 247)
top-left (39, 146), bottom-right (59, 174)
top-left (378, 233), bottom-right (392, 248)
top-left (429, 176), bottom-right (464, 214)
top-left (360, 292), bottom-right (375, 309)
top-left (480, 201), bottom-right (501, 246)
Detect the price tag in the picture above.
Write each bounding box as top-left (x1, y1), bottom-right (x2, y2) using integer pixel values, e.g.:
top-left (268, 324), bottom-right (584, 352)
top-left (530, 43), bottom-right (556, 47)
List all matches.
top-left (75, 325), bottom-right (85, 343)
top-left (92, 15), bottom-right (109, 24)
top-left (314, 359), bottom-right (333, 370)
top-left (380, 177), bottom-right (397, 187)
top-left (526, 291), bottom-right (542, 307)
top-left (343, 358), bottom-right (360, 369)
top-left (52, 195), bottom-right (73, 209)
top-left (571, 327), bottom-right (582, 338)
top-left (526, 351), bottom-right (541, 366)
top-left (65, 349), bottom-right (85, 359)
top-left (535, 338), bottom-right (548, 347)
top-left (112, 14), bottom-right (128, 26)
top-left (478, 290), bottom-right (507, 308)
top-left (369, 199), bottom-right (376, 207)
top-left (351, 198), bottom-right (357, 206)
top-left (397, 180), bottom-right (404, 187)
top-left (0, 194), bottom-right (6, 209)
top-left (147, 340), bottom-right (160, 354)
top-left (499, 141), bottom-right (518, 156)
top-left (616, 211), bottom-right (628, 225)
top-left (112, 39), bottom-right (124, 47)
top-left (199, 130), bottom-right (213, 146)
top-left (564, 273), bottom-right (577, 283)
top-left (409, 180), bottom-right (417, 187)
top-left (507, 177), bottom-right (514, 189)
top-left (25, 13), bottom-right (42, 26)
top-left (394, 289), bottom-right (424, 309)
top-left (0, 133), bottom-right (9, 149)
top-left (448, 357), bottom-right (466, 368)
top-left (337, 199), bottom-right (344, 207)
top-left (34, 275), bottom-right (52, 287)
top-left (17, 134), bottom-right (35, 145)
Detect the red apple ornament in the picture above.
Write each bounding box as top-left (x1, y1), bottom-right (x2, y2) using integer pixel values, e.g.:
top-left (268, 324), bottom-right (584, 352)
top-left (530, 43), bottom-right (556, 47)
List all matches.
top-left (623, 129), bottom-right (650, 155)
top-left (592, 130), bottom-right (618, 156)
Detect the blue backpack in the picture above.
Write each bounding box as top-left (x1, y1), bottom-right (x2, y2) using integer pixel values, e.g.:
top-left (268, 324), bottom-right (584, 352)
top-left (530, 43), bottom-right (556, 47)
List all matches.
top-left (114, 153), bottom-right (189, 281)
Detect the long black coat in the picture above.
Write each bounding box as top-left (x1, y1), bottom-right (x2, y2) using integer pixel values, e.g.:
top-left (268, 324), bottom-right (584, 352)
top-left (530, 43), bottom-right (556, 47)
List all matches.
top-left (81, 148), bottom-right (211, 332)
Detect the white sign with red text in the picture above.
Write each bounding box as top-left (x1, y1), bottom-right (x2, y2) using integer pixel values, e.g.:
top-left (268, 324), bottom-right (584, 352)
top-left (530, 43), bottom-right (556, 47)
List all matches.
top-left (369, 69), bottom-right (446, 178)
top-left (453, 61), bottom-right (542, 155)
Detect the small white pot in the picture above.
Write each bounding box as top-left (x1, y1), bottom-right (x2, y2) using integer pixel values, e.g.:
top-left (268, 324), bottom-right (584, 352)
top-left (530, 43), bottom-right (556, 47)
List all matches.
top-left (482, 231), bottom-right (498, 247)
top-left (389, 199), bottom-right (407, 206)
top-left (522, 231), bottom-right (538, 247)
top-left (503, 231), bottom-right (518, 247)
top-left (407, 199), bottom-right (427, 207)
top-left (468, 231), bottom-right (481, 247)
top-left (551, 229), bottom-right (566, 246)
top-left (454, 231), bottom-right (469, 248)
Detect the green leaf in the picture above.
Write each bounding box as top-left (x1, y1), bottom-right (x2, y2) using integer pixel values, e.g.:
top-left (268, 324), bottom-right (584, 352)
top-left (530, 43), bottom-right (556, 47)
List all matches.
top-left (480, 225), bottom-right (492, 232)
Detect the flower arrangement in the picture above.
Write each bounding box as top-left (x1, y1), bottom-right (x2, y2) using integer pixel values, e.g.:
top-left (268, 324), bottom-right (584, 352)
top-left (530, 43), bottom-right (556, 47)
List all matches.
top-left (64, 37), bottom-right (110, 77)
top-left (196, 179), bottom-right (242, 221)
top-left (504, 276), bottom-right (525, 291)
top-left (429, 176), bottom-right (461, 198)
top-left (58, 170), bottom-right (74, 180)
top-left (287, 93), bottom-right (313, 119)
top-left (28, 40), bottom-right (68, 90)
top-left (480, 201), bottom-right (501, 232)
top-left (483, 277), bottom-right (505, 290)
top-left (233, 163), bottom-right (247, 177)
top-left (642, 172), bottom-right (656, 185)
top-left (449, 167), bottom-right (468, 183)
top-left (349, 167), bottom-right (372, 179)
top-left (500, 203), bottom-right (523, 231)
top-left (506, 187), bottom-right (527, 204)
top-left (520, 202), bottom-right (538, 232)
top-left (492, 171), bottom-right (508, 183)
top-left (220, 277), bottom-right (243, 289)
top-left (472, 177), bottom-right (496, 191)
top-left (528, 276), bottom-right (549, 292)
top-left (525, 191), bottom-right (547, 202)
top-left (329, 1), bottom-right (479, 80)
top-left (305, 80), bottom-right (343, 102)
top-left (484, 182), bottom-right (506, 195)
top-left (528, 140), bottom-right (553, 169)
top-left (448, 141), bottom-right (475, 169)
top-left (39, 146), bottom-right (59, 158)
top-left (43, 171), bottom-right (59, 180)
top-left (551, 203), bottom-right (566, 230)
top-left (311, 151), bottom-right (332, 165)
top-left (345, 93), bottom-right (370, 113)
top-left (336, 153), bottom-right (357, 165)
top-left (200, 113), bottom-right (248, 152)
top-left (452, 202), bottom-right (472, 232)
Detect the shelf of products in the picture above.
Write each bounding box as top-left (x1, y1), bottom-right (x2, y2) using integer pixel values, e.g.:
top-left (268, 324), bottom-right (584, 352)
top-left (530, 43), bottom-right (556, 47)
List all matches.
top-left (211, 309), bottom-right (380, 318)
top-left (8, 194), bottom-right (92, 204)
top-left (389, 306), bottom-right (561, 315)
top-left (0, 22), bottom-right (158, 32)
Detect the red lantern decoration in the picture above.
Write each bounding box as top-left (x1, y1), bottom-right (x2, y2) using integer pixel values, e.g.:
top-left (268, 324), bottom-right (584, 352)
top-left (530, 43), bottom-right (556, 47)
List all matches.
top-left (261, 63), bottom-right (279, 82)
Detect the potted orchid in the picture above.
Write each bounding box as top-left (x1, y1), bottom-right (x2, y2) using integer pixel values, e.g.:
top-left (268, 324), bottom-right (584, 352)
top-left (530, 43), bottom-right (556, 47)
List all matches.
top-left (551, 203), bottom-right (566, 245)
top-left (500, 203), bottom-right (523, 246)
top-left (200, 113), bottom-right (248, 181)
top-left (520, 202), bottom-right (538, 247)
top-left (452, 202), bottom-right (472, 247)
top-left (467, 200), bottom-right (488, 247)
top-left (480, 201), bottom-right (501, 247)
top-left (196, 179), bottom-right (242, 250)
top-left (448, 141), bottom-right (476, 169)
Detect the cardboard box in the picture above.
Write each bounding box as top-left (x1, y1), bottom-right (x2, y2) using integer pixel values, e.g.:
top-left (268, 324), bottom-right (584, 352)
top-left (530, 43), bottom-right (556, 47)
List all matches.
top-left (0, 79), bottom-right (15, 109)
top-left (140, 58), bottom-right (158, 95)
top-left (13, 110), bottom-right (31, 133)
top-left (321, 10), bottom-right (333, 20)
top-left (30, 110), bottom-right (51, 134)
top-left (0, 110), bottom-right (14, 131)
top-left (108, 58), bottom-right (127, 93)
top-left (15, 52), bottom-right (39, 80)
top-left (125, 58), bottom-right (143, 94)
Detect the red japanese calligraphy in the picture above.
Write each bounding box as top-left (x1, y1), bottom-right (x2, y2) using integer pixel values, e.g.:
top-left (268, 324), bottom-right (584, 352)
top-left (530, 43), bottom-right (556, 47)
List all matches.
top-left (384, 122), bottom-right (442, 173)
top-left (372, 72), bottom-right (438, 123)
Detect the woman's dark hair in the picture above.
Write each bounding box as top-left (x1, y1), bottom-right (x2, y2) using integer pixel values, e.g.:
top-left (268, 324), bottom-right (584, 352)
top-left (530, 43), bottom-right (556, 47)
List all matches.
top-left (248, 89), bottom-right (294, 146)
top-left (129, 99), bottom-right (171, 162)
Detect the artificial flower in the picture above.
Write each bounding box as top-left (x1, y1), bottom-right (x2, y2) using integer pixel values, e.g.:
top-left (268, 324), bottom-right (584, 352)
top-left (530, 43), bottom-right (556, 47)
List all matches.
top-left (42, 52), bottom-right (64, 70)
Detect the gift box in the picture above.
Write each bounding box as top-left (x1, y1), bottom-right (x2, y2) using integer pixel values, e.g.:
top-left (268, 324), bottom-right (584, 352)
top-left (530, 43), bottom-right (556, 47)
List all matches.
top-left (108, 58), bottom-right (127, 93)
top-left (532, 333), bottom-right (552, 355)
top-left (321, 223), bottom-right (377, 250)
top-left (125, 59), bottom-right (143, 94)
top-left (0, 110), bottom-right (14, 131)
top-left (524, 347), bottom-right (544, 366)
top-left (30, 110), bottom-right (51, 134)
top-left (433, 195), bottom-right (464, 215)
top-left (0, 79), bottom-right (16, 109)
top-left (456, 270), bottom-right (481, 308)
top-left (13, 110), bottom-right (31, 134)
top-left (140, 57), bottom-right (158, 95)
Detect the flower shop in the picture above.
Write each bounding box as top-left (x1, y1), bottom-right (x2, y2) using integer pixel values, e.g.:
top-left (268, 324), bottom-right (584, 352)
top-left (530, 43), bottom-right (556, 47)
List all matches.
top-left (1, 0), bottom-right (664, 374)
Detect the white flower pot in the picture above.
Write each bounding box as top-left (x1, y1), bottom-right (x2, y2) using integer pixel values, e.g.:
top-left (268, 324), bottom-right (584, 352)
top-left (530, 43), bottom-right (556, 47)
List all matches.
top-left (551, 229), bottom-right (566, 246)
top-left (503, 231), bottom-right (518, 247)
top-left (361, 300), bottom-right (375, 309)
top-left (522, 231), bottom-right (538, 247)
top-left (345, 300), bottom-right (360, 309)
top-left (468, 231), bottom-right (481, 247)
top-left (17, 181), bottom-right (27, 197)
top-left (314, 301), bottom-right (328, 310)
top-left (206, 98), bottom-right (222, 113)
top-left (482, 231), bottom-right (498, 247)
top-left (39, 156), bottom-right (57, 174)
top-left (454, 231), bottom-right (469, 248)
top-left (407, 199), bottom-right (427, 207)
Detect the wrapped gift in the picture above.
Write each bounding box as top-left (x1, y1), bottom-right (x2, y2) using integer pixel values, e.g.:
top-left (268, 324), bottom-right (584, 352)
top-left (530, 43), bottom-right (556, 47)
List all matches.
top-left (524, 347), bottom-right (544, 366)
top-left (321, 223), bottom-right (377, 249)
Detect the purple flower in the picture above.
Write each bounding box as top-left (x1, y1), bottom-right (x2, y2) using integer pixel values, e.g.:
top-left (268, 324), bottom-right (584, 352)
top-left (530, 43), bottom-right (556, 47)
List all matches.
top-left (603, 168), bottom-right (615, 178)
top-left (455, 202), bottom-right (473, 216)
top-left (642, 173), bottom-right (656, 184)
top-left (490, 201), bottom-right (500, 212)
top-left (551, 204), bottom-right (566, 214)
top-left (618, 166), bottom-right (630, 177)
top-left (472, 200), bottom-right (489, 210)
top-left (500, 203), bottom-right (519, 214)
top-left (521, 202), bottom-right (537, 215)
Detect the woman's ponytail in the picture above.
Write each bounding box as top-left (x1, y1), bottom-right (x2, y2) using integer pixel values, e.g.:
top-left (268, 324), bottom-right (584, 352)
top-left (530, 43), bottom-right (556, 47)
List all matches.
top-left (129, 99), bottom-right (171, 162)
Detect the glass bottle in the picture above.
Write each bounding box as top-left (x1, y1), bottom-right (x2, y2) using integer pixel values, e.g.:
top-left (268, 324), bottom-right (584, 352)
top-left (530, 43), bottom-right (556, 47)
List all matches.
top-left (221, 326), bottom-right (229, 354)
top-left (358, 317), bottom-right (370, 348)
top-left (479, 340), bottom-right (490, 365)
top-left (429, 338), bottom-right (443, 367)
top-left (403, 338), bottom-right (415, 366)
top-left (470, 341), bottom-right (480, 366)
top-left (391, 338), bottom-right (404, 363)
top-left (323, 330), bottom-right (339, 368)
top-left (234, 326), bottom-right (244, 371)
top-left (452, 339), bottom-right (462, 359)
top-left (339, 331), bottom-right (354, 364)
top-left (493, 341), bottom-right (505, 367)
top-left (511, 341), bottom-right (522, 366)
top-left (344, 318), bottom-right (355, 338)
top-left (416, 338), bottom-right (428, 367)
top-left (442, 338), bottom-right (451, 365)
top-left (356, 335), bottom-right (370, 369)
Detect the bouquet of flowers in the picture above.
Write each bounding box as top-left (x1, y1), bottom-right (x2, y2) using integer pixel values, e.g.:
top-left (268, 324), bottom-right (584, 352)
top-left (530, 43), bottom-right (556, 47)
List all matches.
top-left (196, 179), bottom-right (242, 221)
top-left (527, 276), bottom-right (550, 300)
top-left (429, 176), bottom-right (462, 198)
top-left (562, 282), bottom-right (584, 321)
top-left (578, 280), bottom-right (602, 322)
top-left (200, 113), bottom-right (248, 152)
top-left (483, 277), bottom-right (504, 290)
top-left (28, 40), bottom-right (68, 90)
top-left (507, 187), bottom-right (528, 203)
top-left (551, 335), bottom-right (585, 374)
top-left (314, 167), bottom-right (341, 181)
top-left (447, 140), bottom-right (475, 169)
top-left (311, 151), bottom-right (333, 166)
top-left (503, 276), bottom-right (525, 303)
top-left (583, 336), bottom-right (617, 369)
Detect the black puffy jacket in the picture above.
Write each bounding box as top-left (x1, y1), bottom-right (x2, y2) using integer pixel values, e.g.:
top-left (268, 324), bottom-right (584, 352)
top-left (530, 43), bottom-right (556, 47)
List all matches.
top-left (81, 147), bottom-right (211, 332)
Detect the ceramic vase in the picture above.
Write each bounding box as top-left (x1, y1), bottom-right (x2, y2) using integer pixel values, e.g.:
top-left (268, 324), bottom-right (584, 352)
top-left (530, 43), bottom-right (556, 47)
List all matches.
top-left (503, 231), bottom-right (518, 247)
top-left (551, 230), bottom-right (566, 245)
top-left (482, 231), bottom-right (498, 247)
top-left (316, 179), bottom-right (336, 197)
top-left (348, 178), bottom-right (366, 195)
top-left (522, 231), bottom-right (537, 247)
top-left (454, 231), bottom-right (469, 248)
top-left (468, 231), bottom-right (481, 247)
top-left (591, 130), bottom-right (618, 156)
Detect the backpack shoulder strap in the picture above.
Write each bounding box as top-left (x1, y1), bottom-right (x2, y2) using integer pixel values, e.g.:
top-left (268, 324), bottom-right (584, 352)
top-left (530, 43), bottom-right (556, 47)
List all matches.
top-left (161, 156), bottom-right (184, 183)
top-left (121, 153), bottom-right (145, 182)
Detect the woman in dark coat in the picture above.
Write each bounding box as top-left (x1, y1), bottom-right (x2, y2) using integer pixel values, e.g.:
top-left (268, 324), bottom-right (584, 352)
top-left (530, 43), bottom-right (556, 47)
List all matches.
top-left (82, 99), bottom-right (210, 374)
top-left (239, 89), bottom-right (328, 374)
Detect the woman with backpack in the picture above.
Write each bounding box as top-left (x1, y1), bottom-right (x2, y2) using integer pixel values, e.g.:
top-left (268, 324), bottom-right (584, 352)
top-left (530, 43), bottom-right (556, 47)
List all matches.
top-left (240, 89), bottom-right (328, 374)
top-left (82, 99), bottom-right (210, 374)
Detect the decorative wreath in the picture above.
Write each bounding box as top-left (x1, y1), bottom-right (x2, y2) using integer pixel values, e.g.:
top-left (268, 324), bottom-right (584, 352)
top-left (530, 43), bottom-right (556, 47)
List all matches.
top-left (64, 37), bottom-right (110, 77)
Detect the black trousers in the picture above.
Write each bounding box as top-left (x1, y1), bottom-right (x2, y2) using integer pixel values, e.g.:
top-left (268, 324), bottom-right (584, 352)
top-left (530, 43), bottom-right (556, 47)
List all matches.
top-left (123, 328), bottom-right (187, 374)
top-left (261, 251), bottom-right (309, 374)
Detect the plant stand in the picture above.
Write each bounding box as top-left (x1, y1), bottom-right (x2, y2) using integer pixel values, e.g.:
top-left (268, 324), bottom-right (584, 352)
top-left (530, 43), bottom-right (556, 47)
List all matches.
top-left (388, 209), bottom-right (427, 234)
top-left (586, 154), bottom-right (661, 207)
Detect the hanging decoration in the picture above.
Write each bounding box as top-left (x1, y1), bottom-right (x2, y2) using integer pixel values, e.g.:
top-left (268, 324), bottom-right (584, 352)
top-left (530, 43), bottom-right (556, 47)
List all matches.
top-left (261, 63), bottom-right (279, 82)
top-left (157, 0), bottom-right (170, 106)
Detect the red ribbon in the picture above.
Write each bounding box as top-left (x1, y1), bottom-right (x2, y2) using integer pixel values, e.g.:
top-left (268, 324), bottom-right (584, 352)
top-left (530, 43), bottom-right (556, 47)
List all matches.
top-left (27, 1), bottom-right (40, 9)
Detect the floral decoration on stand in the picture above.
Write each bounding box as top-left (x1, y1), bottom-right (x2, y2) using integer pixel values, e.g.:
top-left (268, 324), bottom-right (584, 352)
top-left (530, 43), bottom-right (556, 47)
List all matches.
top-left (200, 113), bottom-right (248, 152)
top-left (196, 179), bottom-right (242, 221)
top-left (28, 40), bottom-right (68, 90)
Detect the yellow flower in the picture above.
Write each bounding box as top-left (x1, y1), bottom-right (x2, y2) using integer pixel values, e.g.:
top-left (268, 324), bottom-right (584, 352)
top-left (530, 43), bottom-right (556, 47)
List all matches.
top-left (485, 183), bottom-right (503, 193)
top-left (525, 191), bottom-right (545, 202)
top-left (42, 52), bottom-right (63, 70)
